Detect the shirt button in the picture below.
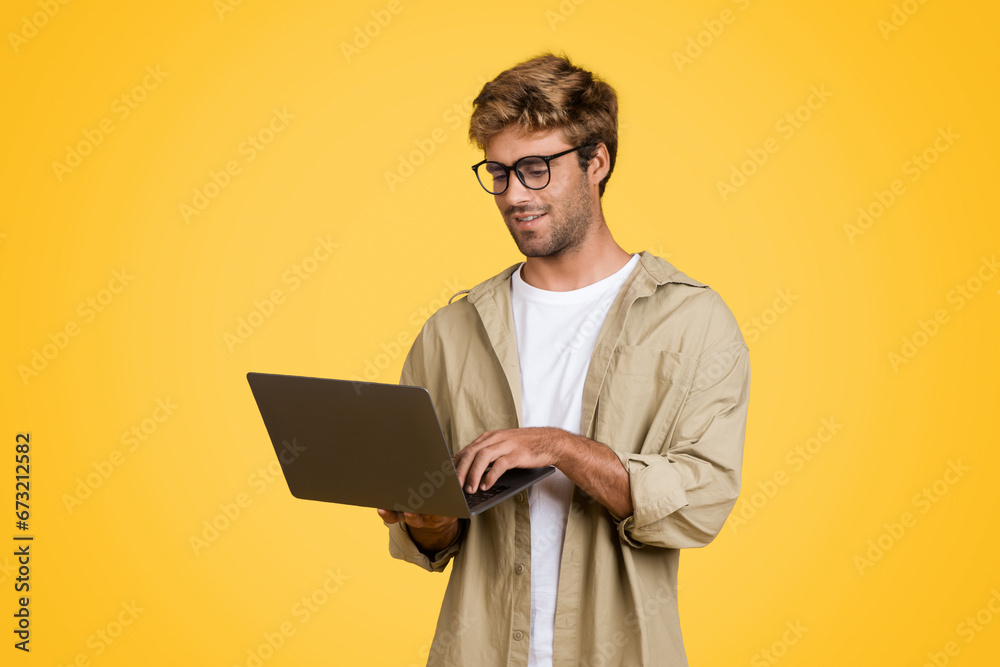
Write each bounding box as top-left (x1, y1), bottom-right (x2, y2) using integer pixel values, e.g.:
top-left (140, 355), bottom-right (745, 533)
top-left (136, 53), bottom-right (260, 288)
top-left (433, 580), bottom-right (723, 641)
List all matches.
top-left (513, 630), bottom-right (524, 641)
top-left (515, 564), bottom-right (524, 574)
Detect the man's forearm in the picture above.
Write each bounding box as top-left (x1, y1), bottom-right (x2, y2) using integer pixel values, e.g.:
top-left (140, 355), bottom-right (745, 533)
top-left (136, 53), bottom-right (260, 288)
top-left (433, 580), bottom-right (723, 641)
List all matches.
top-left (555, 432), bottom-right (634, 519)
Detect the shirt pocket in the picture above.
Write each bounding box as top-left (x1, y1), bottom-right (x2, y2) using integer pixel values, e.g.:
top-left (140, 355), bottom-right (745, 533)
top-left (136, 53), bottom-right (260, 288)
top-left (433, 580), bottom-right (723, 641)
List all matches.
top-left (594, 346), bottom-right (695, 455)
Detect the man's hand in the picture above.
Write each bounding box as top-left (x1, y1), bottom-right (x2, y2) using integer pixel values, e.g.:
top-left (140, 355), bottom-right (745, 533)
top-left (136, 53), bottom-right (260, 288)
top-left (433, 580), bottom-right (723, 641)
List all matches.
top-left (453, 427), bottom-right (635, 519)
top-left (376, 509), bottom-right (457, 531)
top-left (453, 427), bottom-right (567, 493)
top-left (376, 509), bottom-right (461, 556)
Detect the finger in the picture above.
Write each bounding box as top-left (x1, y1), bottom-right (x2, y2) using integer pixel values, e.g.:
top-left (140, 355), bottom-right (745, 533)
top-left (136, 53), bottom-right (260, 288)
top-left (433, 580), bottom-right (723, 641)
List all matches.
top-left (453, 449), bottom-right (471, 488)
top-left (402, 511), bottom-right (429, 528)
top-left (454, 437), bottom-right (488, 487)
top-left (466, 430), bottom-right (493, 448)
top-left (463, 450), bottom-right (489, 493)
top-left (481, 455), bottom-right (513, 490)
top-left (466, 444), bottom-right (507, 492)
top-left (452, 431), bottom-right (497, 473)
top-left (403, 512), bottom-right (444, 529)
top-left (377, 508), bottom-right (401, 524)
top-left (416, 514), bottom-right (457, 530)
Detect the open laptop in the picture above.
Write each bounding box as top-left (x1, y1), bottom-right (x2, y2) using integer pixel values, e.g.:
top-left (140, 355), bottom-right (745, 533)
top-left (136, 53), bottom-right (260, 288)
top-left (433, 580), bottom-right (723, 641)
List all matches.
top-left (246, 372), bottom-right (555, 517)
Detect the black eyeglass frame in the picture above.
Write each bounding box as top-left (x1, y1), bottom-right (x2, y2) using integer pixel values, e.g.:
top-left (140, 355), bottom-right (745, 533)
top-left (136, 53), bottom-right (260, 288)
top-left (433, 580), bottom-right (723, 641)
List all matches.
top-left (471, 143), bottom-right (597, 195)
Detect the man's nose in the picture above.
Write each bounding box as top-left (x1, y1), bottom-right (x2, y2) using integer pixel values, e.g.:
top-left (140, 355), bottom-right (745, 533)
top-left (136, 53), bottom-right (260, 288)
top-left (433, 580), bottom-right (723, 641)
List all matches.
top-left (499, 172), bottom-right (534, 206)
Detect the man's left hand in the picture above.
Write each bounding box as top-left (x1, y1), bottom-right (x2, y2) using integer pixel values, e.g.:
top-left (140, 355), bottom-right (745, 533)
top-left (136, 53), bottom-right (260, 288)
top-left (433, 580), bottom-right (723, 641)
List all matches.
top-left (453, 427), bottom-right (569, 493)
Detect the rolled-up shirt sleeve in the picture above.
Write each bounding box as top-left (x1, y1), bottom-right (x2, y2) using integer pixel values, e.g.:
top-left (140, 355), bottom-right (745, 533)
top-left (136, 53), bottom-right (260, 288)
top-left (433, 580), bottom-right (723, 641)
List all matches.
top-left (387, 519), bottom-right (468, 572)
top-left (611, 339), bottom-right (750, 549)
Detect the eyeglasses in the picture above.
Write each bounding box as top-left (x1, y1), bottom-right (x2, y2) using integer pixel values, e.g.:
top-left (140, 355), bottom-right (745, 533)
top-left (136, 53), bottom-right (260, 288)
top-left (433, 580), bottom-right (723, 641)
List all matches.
top-left (471, 144), bottom-right (596, 195)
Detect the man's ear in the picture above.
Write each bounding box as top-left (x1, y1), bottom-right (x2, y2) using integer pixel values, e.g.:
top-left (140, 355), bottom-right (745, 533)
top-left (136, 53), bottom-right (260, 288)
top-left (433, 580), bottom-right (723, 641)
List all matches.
top-left (589, 142), bottom-right (611, 185)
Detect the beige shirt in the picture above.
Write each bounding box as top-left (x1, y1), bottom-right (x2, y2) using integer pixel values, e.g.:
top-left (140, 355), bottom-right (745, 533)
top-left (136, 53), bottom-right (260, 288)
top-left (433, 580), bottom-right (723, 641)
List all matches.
top-left (386, 251), bottom-right (751, 666)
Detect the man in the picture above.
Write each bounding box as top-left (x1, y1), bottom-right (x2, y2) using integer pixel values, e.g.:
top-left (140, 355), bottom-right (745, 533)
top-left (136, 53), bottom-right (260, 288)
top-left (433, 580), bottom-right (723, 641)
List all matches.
top-left (377, 53), bottom-right (750, 666)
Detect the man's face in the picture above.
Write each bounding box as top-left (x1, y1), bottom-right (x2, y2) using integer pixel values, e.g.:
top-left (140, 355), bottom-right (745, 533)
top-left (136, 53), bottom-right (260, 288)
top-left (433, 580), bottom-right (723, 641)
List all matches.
top-left (484, 127), bottom-right (597, 259)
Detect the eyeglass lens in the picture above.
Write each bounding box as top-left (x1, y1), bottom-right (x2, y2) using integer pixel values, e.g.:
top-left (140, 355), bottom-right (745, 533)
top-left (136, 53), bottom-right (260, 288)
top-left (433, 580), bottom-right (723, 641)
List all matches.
top-left (477, 156), bottom-right (550, 194)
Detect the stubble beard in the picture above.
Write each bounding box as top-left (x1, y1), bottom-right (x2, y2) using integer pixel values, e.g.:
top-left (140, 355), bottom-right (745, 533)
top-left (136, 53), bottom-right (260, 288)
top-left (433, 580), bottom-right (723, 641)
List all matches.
top-left (506, 172), bottom-right (595, 259)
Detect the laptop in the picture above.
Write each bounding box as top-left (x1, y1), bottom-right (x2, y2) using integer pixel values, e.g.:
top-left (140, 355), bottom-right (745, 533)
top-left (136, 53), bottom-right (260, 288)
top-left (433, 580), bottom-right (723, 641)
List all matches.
top-left (246, 372), bottom-right (555, 517)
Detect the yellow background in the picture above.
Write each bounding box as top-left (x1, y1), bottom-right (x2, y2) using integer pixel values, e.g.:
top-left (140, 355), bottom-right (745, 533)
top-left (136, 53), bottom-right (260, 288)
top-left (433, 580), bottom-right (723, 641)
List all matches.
top-left (2, 0), bottom-right (998, 664)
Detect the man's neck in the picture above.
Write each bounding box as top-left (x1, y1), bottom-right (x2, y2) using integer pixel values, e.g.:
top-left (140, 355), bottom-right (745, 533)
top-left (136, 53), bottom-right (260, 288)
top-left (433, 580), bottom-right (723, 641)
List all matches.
top-left (519, 224), bottom-right (633, 292)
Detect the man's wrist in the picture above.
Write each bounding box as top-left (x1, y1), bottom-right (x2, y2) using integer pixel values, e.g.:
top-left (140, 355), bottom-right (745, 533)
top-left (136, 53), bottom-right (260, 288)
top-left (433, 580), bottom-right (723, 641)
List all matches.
top-left (407, 520), bottom-right (461, 557)
top-left (551, 429), bottom-right (578, 468)
top-left (553, 431), bottom-right (634, 519)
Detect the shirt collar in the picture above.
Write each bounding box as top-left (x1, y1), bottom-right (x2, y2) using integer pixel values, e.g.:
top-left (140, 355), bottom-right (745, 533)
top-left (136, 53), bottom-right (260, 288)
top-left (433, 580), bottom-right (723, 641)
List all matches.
top-left (461, 250), bottom-right (707, 306)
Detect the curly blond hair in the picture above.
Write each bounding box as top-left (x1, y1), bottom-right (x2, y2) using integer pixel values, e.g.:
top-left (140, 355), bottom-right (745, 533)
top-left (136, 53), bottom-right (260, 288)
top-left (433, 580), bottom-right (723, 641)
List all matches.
top-left (468, 53), bottom-right (619, 197)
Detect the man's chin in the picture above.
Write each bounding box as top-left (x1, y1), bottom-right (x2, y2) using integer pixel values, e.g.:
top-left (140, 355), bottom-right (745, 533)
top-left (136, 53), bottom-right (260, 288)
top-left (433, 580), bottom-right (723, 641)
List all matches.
top-left (519, 242), bottom-right (567, 259)
top-left (512, 234), bottom-right (551, 257)
top-left (507, 228), bottom-right (543, 254)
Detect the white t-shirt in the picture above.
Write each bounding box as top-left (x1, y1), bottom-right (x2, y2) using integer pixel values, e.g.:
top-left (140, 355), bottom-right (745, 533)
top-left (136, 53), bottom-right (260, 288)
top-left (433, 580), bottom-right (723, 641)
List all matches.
top-left (510, 253), bottom-right (640, 666)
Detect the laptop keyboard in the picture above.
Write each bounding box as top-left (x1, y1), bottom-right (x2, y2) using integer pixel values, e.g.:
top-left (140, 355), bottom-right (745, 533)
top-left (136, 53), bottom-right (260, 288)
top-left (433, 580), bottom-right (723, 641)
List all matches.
top-left (465, 484), bottom-right (511, 506)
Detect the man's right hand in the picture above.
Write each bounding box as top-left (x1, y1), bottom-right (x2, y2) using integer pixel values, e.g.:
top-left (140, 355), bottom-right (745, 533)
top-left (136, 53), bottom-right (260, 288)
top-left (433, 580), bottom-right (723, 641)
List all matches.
top-left (377, 509), bottom-right (461, 555)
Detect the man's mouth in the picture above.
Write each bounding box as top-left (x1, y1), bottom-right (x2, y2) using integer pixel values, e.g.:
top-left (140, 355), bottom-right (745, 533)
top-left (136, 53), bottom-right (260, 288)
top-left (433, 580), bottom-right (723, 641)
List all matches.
top-left (513, 212), bottom-right (546, 228)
